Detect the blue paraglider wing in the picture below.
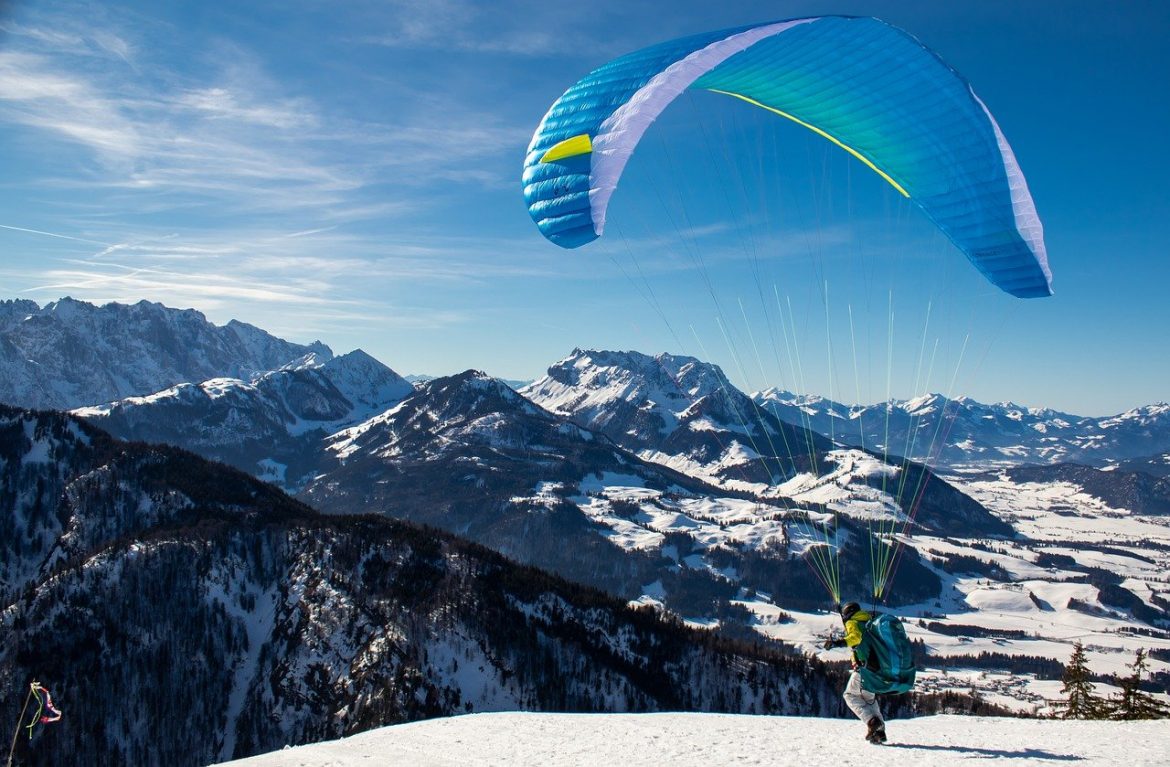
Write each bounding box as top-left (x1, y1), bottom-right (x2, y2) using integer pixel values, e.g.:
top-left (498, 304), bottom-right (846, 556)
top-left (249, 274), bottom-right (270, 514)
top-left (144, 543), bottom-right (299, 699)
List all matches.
top-left (522, 16), bottom-right (1052, 298)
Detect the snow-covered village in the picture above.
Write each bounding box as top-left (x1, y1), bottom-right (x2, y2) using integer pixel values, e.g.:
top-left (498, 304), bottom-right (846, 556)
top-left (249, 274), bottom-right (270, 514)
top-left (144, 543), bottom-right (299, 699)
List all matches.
top-left (2, 2), bottom-right (1168, 765)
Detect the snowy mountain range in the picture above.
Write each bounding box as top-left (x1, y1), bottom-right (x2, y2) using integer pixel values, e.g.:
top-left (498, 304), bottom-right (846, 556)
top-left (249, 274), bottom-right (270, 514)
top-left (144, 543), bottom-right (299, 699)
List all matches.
top-left (0, 297), bottom-right (330, 411)
top-left (520, 349), bottom-right (1008, 539)
top-left (301, 368), bottom-right (950, 613)
top-left (0, 404), bottom-right (862, 765)
top-left (76, 349), bottom-right (413, 489)
top-left (753, 389), bottom-right (1170, 469)
top-left (1, 298), bottom-right (1168, 726)
top-left (81, 343), bottom-right (1000, 618)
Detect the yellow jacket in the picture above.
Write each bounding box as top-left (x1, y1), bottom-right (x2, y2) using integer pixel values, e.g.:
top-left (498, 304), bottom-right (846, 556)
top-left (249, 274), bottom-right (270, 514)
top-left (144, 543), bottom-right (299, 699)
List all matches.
top-left (843, 609), bottom-right (873, 664)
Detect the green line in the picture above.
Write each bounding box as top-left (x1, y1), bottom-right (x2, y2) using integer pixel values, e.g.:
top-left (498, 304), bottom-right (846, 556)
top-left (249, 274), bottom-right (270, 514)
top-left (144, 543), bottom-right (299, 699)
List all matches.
top-left (875, 291), bottom-right (895, 597)
top-left (708, 319), bottom-right (784, 483)
top-left (882, 334), bottom-right (972, 594)
top-left (779, 291), bottom-right (821, 478)
top-left (848, 305), bottom-right (866, 454)
top-left (738, 298), bottom-right (799, 479)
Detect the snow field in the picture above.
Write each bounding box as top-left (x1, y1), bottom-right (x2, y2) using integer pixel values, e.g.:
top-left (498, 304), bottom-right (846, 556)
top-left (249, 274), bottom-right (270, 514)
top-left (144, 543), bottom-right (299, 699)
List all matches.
top-left (218, 712), bottom-right (1170, 766)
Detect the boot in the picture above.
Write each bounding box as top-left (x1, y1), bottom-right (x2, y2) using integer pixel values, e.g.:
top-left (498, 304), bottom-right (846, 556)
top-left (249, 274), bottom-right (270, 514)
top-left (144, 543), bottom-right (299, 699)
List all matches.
top-left (865, 716), bottom-right (886, 744)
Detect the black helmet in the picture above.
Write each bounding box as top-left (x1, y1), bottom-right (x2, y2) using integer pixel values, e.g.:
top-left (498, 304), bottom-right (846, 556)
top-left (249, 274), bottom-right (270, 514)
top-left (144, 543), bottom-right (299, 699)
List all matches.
top-left (839, 601), bottom-right (861, 620)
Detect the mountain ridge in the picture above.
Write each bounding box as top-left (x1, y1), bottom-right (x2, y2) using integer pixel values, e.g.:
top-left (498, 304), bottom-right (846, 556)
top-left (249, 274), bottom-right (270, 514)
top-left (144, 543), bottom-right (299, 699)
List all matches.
top-left (0, 297), bottom-right (331, 411)
top-left (4, 299), bottom-right (1167, 715)
top-left (1, 404), bottom-right (852, 765)
top-left (75, 348), bottom-right (413, 489)
top-left (754, 388), bottom-right (1170, 469)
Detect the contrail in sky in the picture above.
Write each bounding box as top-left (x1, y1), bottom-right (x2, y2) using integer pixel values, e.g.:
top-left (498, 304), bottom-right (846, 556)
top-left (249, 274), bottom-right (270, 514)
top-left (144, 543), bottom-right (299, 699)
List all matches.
top-left (0, 224), bottom-right (112, 246)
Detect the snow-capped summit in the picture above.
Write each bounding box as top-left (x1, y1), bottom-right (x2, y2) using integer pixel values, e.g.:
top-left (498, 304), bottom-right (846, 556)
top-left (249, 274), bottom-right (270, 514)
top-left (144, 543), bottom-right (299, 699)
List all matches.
top-left (0, 297), bottom-right (331, 410)
top-left (523, 349), bottom-right (829, 488)
top-left (522, 349), bottom-right (728, 431)
top-left (319, 349), bottom-right (414, 420)
top-left (902, 393), bottom-right (946, 416)
top-left (319, 369), bottom-right (551, 464)
top-left (306, 368), bottom-right (821, 604)
top-left (322, 369), bottom-right (576, 467)
top-left (309, 366), bottom-right (956, 618)
top-left (520, 351), bottom-right (1006, 542)
top-left (420, 369), bottom-right (543, 422)
top-left (1101, 402), bottom-right (1170, 429)
top-left (0, 298), bottom-right (40, 328)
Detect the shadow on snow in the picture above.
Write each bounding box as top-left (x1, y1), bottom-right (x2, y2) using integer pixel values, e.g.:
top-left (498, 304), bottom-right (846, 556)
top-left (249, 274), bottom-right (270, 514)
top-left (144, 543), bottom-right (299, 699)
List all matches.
top-left (884, 743), bottom-right (1083, 761)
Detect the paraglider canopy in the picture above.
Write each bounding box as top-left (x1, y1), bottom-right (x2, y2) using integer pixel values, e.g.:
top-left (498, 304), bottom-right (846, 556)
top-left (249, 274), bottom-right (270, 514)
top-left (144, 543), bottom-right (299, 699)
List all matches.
top-left (522, 15), bottom-right (1052, 299)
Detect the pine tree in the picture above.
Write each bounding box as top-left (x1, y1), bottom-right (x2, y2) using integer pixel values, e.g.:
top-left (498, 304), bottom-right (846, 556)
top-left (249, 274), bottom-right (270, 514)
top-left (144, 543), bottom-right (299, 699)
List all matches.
top-left (1111, 649), bottom-right (1170, 720)
top-left (1055, 641), bottom-right (1104, 719)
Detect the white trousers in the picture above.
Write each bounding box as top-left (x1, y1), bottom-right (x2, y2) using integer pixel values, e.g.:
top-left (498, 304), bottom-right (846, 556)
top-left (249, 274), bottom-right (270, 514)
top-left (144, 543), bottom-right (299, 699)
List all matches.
top-left (843, 670), bottom-right (882, 723)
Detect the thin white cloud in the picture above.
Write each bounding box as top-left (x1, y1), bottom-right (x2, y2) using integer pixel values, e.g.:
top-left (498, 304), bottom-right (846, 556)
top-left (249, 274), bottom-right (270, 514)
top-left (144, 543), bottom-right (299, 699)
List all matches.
top-left (0, 19), bottom-right (133, 62)
top-left (4, 238), bottom-right (479, 341)
top-left (175, 86), bottom-right (318, 131)
top-left (0, 223), bottom-right (112, 245)
top-left (28, 268), bottom-right (336, 305)
top-left (356, 0), bottom-right (640, 57)
top-left (6, 220), bottom-right (564, 291)
top-left (0, 50), bottom-right (142, 162)
top-left (0, 21), bottom-right (86, 50)
top-left (0, 12), bottom-right (521, 229)
top-left (89, 29), bottom-right (133, 63)
top-left (282, 226), bottom-right (338, 239)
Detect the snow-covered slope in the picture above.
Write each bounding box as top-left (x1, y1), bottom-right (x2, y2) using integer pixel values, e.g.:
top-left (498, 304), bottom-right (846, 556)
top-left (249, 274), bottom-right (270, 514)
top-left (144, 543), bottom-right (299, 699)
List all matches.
top-left (984, 463), bottom-right (1170, 515)
top-left (730, 456), bottom-right (1170, 711)
top-left (305, 370), bottom-right (962, 619)
top-left (218, 712), bottom-right (1169, 767)
top-left (521, 350), bottom-right (1008, 539)
top-left (856, 464), bottom-right (1170, 710)
top-left (318, 349), bottom-right (415, 418)
top-left (74, 349), bottom-right (412, 490)
top-left (523, 349), bottom-right (832, 489)
top-left (0, 297), bottom-right (331, 410)
top-left (306, 369), bottom-right (853, 607)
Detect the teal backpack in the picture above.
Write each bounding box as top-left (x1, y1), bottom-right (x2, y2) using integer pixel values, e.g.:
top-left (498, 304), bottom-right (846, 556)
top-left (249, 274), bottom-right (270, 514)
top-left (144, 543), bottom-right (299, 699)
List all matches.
top-left (858, 613), bottom-right (917, 695)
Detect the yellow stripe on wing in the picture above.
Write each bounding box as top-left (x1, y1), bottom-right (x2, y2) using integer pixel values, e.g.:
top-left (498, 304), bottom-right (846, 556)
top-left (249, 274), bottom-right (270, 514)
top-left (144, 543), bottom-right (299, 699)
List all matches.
top-left (707, 88), bottom-right (910, 198)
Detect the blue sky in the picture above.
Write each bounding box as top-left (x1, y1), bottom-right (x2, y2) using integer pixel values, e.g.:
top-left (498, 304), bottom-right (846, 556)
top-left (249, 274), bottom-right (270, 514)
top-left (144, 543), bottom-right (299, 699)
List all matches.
top-left (0, 1), bottom-right (1166, 416)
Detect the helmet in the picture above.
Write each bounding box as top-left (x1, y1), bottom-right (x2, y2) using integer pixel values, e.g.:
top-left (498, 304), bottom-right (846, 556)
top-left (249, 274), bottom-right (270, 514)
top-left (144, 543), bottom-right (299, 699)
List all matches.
top-left (839, 601), bottom-right (861, 620)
